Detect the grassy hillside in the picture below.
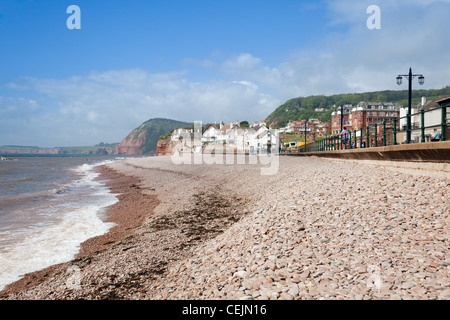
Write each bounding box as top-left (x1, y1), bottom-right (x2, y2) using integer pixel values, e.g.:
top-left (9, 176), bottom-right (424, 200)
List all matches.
top-left (58, 145), bottom-right (116, 154)
top-left (266, 86), bottom-right (450, 128)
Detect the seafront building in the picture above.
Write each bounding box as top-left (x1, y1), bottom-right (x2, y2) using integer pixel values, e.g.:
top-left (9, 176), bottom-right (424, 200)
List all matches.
top-left (402, 95), bottom-right (450, 142)
top-left (331, 102), bottom-right (401, 134)
top-left (167, 120), bottom-right (279, 154)
top-left (201, 121), bottom-right (278, 153)
top-left (331, 104), bottom-right (353, 134)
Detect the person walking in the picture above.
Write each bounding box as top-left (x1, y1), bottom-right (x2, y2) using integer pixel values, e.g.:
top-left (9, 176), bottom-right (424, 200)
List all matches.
top-left (341, 127), bottom-right (349, 148)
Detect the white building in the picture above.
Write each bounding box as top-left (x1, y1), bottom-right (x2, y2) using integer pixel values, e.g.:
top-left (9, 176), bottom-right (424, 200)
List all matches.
top-left (421, 95), bottom-right (450, 141)
top-left (172, 120), bottom-right (280, 154)
top-left (400, 95), bottom-right (450, 142)
top-left (399, 97), bottom-right (426, 132)
top-left (202, 123), bottom-right (220, 143)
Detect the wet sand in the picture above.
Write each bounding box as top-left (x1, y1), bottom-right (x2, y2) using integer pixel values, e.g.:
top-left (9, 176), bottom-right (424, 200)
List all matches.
top-left (0, 164), bottom-right (159, 297)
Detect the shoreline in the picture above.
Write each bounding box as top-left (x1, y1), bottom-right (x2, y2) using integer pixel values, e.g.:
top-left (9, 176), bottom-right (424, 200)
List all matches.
top-left (1, 156), bottom-right (449, 300)
top-left (0, 163), bottom-right (158, 297)
top-left (1, 157), bottom-right (250, 299)
top-left (75, 165), bottom-right (159, 258)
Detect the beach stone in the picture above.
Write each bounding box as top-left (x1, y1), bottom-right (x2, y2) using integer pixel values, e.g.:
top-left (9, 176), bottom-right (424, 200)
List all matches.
top-left (401, 282), bottom-right (415, 290)
top-left (267, 262), bottom-right (276, 271)
top-left (357, 266), bottom-right (367, 274)
top-left (291, 274), bottom-right (301, 283)
top-left (308, 287), bottom-right (320, 296)
top-left (279, 292), bottom-right (294, 300)
top-left (287, 285), bottom-right (299, 297)
top-left (234, 271), bottom-right (247, 279)
top-left (438, 288), bottom-right (450, 299)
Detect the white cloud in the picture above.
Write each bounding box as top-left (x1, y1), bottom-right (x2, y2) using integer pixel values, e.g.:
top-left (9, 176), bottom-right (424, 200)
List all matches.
top-left (219, 0), bottom-right (450, 98)
top-left (221, 54), bottom-right (282, 92)
top-left (222, 53), bottom-right (262, 71)
top-left (2, 70), bottom-right (279, 146)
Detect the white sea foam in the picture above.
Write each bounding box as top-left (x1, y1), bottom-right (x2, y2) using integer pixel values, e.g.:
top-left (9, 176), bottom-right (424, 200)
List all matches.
top-left (0, 159), bottom-right (119, 291)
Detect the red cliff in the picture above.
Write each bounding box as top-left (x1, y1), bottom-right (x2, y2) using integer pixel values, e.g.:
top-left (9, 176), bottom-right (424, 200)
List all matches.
top-left (113, 130), bottom-right (147, 155)
top-left (156, 138), bottom-right (181, 156)
top-left (112, 118), bottom-right (192, 155)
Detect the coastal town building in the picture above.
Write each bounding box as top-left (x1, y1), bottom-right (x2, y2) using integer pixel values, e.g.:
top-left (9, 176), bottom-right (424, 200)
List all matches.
top-left (285, 119), bottom-right (330, 138)
top-left (198, 120), bottom-right (279, 153)
top-left (246, 124), bottom-right (278, 153)
top-left (403, 95), bottom-right (450, 142)
top-left (331, 102), bottom-right (401, 135)
top-left (331, 104), bottom-right (353, 134)
top-left (352, 102), bottom-right (401, 132)
top-left (288, 120), bottom-right (314, 134)
top-left (399, 97), bottom-right (427, 136)
top-left (202, 123), bottom-right (220, 143)
top-left (310, 119), bottom-right (331, 138)
top-left (171, 128), bottom-right (192, 142)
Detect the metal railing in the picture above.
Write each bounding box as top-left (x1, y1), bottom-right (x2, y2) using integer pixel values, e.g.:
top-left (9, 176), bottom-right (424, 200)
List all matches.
top-left (287, 103), bottom-right (448, 153)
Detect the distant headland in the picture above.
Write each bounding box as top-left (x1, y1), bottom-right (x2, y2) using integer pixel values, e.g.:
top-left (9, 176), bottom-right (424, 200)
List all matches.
top-left (0, 143), bottom-right (117, 156)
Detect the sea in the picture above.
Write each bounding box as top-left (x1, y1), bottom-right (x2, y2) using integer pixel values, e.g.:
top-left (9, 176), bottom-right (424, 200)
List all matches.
top-left (0, 155), bottom-right (140, 291)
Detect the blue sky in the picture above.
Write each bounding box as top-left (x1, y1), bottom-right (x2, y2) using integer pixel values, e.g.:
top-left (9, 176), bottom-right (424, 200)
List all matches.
top-left (1, 0), bottom-right (450, 147)
top-left (0, 1), bottom-right (329, 80)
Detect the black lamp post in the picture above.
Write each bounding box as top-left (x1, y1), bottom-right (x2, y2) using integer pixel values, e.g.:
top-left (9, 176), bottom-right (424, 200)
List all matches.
top-left (304, 119), bottom-right (309, 152)
top-left (340, 105), bottom-right (344, 133)
top-left (332, 105), bottom-right (345, 135)
top-left (396, 68), bottom-right (425, 144)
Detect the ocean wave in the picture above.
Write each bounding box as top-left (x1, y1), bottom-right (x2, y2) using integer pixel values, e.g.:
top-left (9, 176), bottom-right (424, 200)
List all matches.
top-left (0, 202), bottom-right (117, 291)
top-left (0, 157), bottom-right (120, 291)
top-left (48, 186), bottom-right (69, 195)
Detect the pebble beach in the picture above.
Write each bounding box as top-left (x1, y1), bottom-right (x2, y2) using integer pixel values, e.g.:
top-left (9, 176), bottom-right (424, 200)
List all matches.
top-left (1, 155), bottom-right (449, 300)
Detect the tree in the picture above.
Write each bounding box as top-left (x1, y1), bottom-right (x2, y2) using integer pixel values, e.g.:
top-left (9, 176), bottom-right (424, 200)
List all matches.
top-left (240, 121), bottom-right (250, 127)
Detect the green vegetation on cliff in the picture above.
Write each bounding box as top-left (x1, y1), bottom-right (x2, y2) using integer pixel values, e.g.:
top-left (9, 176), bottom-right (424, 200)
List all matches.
top-left (266, 86), bottom-right (450, 128)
